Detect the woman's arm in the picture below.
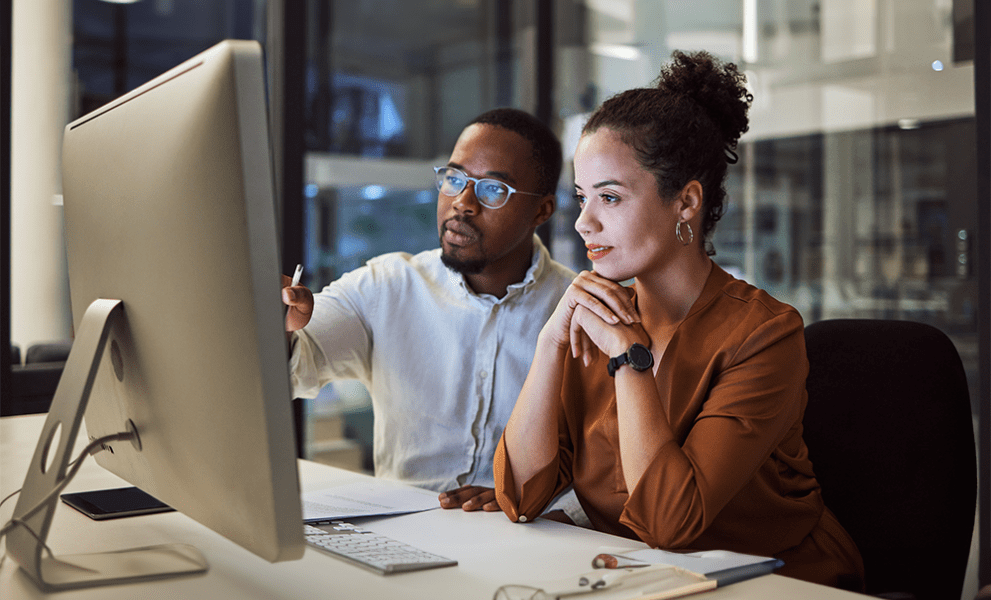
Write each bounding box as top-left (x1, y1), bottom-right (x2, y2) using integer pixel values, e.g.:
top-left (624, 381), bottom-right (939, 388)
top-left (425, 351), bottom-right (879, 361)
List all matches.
top-left (501, 333), bottom-right (569, 497)
top-left (501, 271), bottom-right (639, 498)
top-left (566, 299), bottom-right (672, 494)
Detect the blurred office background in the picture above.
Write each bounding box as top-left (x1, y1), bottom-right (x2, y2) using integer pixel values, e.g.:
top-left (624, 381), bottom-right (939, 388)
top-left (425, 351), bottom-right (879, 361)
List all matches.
top-left (3, 0), bottom-right (988, 595)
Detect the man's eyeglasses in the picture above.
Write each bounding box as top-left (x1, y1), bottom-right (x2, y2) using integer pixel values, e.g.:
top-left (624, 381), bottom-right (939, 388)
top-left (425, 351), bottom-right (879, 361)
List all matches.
top-left (433, 166), bottom-right (543, 209)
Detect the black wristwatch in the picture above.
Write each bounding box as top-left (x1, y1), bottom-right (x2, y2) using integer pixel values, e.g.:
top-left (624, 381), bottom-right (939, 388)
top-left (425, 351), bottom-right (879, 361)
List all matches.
top-left (607, 343), bottom-right (654, 377)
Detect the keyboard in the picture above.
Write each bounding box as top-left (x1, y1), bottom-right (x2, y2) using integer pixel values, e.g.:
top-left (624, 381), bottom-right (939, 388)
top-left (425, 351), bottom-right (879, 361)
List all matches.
top-left (304, 522), bottom-right (458, 575)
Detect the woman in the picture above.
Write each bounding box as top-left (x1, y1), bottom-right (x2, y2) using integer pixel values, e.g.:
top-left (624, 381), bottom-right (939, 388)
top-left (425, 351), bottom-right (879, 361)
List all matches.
top-left (493, 50), bottom-right (865, 589)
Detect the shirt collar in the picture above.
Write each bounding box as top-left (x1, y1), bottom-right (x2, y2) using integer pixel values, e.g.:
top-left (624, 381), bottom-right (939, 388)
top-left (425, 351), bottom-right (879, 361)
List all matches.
top-left (506, 234), bottom-right (548, 293)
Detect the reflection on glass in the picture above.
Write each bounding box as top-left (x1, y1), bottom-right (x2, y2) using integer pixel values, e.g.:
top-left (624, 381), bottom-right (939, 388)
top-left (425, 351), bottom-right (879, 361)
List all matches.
top-left (710, 118), bottom-right (979, 415)
top-left (306, 186), bottom-right (437, 286)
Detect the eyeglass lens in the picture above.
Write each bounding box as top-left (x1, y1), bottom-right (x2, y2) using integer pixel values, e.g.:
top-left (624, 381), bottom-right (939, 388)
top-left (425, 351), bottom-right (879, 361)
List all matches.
top-left (435, 167), bottom-right (511, 209)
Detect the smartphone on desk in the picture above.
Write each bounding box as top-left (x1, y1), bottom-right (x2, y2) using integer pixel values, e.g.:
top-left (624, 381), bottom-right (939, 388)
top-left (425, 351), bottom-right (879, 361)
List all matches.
top-left (61, 486), bottom-right (175, 520)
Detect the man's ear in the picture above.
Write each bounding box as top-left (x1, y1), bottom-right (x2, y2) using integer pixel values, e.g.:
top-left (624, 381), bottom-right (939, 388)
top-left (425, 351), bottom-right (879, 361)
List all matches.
top-left (676, 180), bottom-right (703, 222)
top-left (533, 193), bottom-right (556, 229)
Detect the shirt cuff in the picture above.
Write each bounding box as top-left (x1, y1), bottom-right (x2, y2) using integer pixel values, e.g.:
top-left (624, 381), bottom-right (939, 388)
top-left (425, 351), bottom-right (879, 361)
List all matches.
top-left (288, 329), bottom-right (325, 399)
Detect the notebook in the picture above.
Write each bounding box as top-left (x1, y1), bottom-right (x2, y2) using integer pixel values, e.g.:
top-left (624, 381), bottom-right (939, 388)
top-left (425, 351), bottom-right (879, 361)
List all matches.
top-left (594, 547), bottom-right (783, 587)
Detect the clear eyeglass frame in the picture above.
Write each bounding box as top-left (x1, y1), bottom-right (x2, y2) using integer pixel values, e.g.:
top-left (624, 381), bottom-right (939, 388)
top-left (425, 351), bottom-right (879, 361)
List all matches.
top-left (433, 166), bottom-right (543, 209)
top-left (492, 584), bottom-right (549, 600)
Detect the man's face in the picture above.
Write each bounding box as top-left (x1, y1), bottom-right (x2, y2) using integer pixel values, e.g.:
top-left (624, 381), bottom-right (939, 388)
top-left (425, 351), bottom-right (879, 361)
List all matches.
top-left (437, 124), bottom-right (551, 276)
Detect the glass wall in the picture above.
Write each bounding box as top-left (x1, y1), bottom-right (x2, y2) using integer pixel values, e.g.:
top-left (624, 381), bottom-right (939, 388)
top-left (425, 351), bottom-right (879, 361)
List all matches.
top-left (72, 0), bottom-right (265, 119)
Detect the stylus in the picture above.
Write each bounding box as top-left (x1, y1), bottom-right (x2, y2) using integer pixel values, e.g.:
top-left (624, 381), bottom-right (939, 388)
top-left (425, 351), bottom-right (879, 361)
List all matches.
top-left (291, 264), bottom-right (303, 287)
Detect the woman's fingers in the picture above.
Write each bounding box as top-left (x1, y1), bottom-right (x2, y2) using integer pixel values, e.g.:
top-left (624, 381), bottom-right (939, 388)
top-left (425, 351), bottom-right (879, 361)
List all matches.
top-left (570, 271), bottom-right (639, 325)
top-left (570, 305), bottom-right (604, 367)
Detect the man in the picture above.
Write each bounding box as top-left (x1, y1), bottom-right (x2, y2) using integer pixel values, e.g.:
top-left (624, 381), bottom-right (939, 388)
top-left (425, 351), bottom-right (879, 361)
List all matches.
top-left (282, 108), bottom-right (578, 514)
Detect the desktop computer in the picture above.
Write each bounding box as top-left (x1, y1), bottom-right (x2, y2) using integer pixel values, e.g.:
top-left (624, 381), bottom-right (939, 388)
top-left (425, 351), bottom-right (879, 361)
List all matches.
top-left (5, 40), bottom-right (304, 591)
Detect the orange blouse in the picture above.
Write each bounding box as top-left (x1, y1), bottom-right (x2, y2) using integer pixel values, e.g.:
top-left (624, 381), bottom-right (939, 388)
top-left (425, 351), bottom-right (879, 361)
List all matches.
top-left (494, 264), bottom-right (864, 589)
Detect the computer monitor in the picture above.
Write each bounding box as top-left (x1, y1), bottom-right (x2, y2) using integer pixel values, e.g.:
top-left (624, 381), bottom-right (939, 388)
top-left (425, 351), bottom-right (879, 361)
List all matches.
top-left (6, 40), bottom-right (304, 591)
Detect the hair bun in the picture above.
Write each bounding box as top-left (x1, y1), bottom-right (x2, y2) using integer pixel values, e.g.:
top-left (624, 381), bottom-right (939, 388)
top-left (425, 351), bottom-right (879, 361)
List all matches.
top-left (657, 50), bottom-right (752, 152)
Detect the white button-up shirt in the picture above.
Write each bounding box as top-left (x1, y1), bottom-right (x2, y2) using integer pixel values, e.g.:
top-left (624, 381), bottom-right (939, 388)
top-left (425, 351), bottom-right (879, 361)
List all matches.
top-left (290, 236), bottom-right (576, 492)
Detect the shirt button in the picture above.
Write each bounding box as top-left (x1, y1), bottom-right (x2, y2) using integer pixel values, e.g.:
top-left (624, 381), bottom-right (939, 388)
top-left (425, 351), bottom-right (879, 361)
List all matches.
top-left (479, 370), bottom-right (488, 379)
top-left (518, 515), bottom-right (527, 523)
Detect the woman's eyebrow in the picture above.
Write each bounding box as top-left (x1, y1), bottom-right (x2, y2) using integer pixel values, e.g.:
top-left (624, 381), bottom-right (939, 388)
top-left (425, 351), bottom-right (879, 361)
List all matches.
top-left (575, 179), bottom-right (624, 190)
top-left (574, 179), bottom-right (624, 191)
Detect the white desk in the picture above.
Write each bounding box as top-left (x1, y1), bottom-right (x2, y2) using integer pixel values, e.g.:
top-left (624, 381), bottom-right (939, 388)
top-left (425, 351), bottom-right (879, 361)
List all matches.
top-left (1, 414), bottom-right (868, 599)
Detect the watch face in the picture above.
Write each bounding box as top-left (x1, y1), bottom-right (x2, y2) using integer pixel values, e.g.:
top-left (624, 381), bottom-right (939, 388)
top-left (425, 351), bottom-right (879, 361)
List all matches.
top-left (628, 344), bottom-right (653, 370)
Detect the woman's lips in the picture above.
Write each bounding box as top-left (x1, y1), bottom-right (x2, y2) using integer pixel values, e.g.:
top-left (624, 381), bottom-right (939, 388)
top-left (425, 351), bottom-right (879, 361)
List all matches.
top-left (586, 244), bottom-right (612, 261)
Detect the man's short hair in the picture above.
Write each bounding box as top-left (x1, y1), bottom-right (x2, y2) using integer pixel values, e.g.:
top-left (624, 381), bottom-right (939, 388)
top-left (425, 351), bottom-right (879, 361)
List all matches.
top-left (468, 108), bottom-right (563, 196)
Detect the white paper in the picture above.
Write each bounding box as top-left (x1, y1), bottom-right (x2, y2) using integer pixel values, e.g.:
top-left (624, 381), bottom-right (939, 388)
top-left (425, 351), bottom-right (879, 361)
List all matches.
top-left (302, 480), bottom-right (440, 522)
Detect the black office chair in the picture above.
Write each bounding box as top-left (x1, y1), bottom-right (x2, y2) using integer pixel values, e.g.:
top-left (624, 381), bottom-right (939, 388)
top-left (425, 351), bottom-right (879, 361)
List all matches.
top-left (803, 319), bottom-right (976, 600)
top-left (24, 340), bottom-right (73, 364)
top-left (2, 340), bottom-right (73, 417)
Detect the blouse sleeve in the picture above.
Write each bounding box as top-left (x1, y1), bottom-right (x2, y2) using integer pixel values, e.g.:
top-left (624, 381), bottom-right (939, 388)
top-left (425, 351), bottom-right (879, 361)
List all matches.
top-left (493, 386), bottom-right (575, 523)
top-left (619, 310), bottom-right (809, 548)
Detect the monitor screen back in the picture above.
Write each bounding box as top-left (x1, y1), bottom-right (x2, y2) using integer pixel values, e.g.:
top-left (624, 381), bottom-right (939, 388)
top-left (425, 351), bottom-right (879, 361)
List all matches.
top-left (60, 40), bottom-right (304, 563)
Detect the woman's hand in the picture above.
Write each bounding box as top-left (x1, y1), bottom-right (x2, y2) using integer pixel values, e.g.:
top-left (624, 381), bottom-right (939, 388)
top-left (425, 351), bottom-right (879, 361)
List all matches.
top-left (541, 271), bottom-right (643, 366)
top-left (570, 303), bottom-right (649, 366)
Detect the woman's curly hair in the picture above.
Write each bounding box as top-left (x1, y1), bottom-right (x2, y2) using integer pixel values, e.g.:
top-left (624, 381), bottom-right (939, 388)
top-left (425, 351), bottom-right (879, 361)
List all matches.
top-left (582, 50), bottom-right (752, 254)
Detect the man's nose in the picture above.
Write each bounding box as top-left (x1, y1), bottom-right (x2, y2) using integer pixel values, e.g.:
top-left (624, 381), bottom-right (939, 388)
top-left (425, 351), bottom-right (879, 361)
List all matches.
top-left (452, 183), bottom-right (480, 215)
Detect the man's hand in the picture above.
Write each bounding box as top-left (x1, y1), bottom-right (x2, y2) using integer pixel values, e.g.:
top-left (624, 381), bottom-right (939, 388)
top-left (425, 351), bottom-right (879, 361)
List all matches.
top-left (438, 485), bottom-right (500, 512)
top-left (281, 274), bottom-right (313, 332)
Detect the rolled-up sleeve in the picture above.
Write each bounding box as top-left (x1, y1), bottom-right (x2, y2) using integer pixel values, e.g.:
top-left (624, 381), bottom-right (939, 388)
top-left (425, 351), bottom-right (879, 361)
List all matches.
top-left (493, 434), bottom-right (572, 522)
top-left (493, 374), bottom-right (576, 522)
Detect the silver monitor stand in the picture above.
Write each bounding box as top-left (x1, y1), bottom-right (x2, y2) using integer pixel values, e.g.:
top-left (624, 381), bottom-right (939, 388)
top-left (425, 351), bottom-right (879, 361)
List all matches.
top-left (6, 299), bottom-right (208, 592)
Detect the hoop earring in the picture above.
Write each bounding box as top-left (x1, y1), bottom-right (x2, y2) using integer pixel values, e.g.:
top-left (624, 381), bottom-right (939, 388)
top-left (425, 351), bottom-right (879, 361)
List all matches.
top-left (676, 221), bottom-right (694, 246)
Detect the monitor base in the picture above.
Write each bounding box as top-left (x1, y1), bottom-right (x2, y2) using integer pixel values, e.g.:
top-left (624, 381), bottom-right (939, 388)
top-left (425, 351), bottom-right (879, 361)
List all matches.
top-left (5, 299), bottom-right (210, 592)
top-left (29, 544), bottom-right (208, 592)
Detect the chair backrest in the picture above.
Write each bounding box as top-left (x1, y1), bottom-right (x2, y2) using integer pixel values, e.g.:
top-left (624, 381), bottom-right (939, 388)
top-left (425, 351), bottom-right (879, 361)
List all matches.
top-left (25, 340), bottom-right (73, 364)
top-left (803, 319), bottom-right (976, 600)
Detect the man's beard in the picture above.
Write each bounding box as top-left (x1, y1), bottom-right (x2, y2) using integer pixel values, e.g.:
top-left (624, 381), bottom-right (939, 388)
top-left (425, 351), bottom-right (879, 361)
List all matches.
top-left (440, 217), bottom-right (487, 275)
top-left (441, 251), bottom-right (487, 275)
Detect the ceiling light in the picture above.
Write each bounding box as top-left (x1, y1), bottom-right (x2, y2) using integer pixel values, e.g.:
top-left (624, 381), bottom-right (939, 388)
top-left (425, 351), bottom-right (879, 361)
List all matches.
top-left (590, 43), bottom-right (641, 61)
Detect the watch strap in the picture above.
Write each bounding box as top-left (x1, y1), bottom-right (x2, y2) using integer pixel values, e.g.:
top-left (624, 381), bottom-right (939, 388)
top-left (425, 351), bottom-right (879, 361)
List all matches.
top-left (607, 353), bottom-right (629, 377)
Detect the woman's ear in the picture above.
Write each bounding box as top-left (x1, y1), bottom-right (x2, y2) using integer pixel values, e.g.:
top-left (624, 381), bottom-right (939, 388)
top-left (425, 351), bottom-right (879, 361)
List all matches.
top-left (676, 180), bottom-right (704, 222)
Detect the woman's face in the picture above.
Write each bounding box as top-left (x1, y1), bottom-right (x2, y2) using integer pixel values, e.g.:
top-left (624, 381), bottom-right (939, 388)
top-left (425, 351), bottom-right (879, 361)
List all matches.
top-left (573, 127), bottom-right (684, 282)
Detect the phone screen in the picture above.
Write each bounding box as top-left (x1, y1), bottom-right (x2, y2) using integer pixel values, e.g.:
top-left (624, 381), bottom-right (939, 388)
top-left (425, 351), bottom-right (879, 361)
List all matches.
top-left (60, 486), bottom-right (175, 520)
